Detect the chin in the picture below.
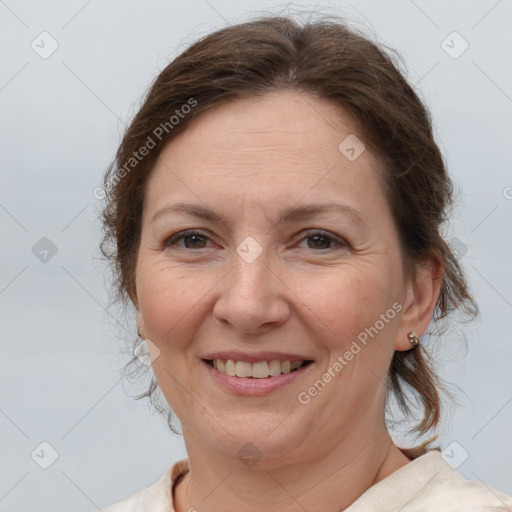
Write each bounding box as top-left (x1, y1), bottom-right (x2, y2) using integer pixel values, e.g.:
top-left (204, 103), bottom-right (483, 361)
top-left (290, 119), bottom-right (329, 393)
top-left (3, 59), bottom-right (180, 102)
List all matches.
top-left (191, 416), bottom-right (308, 467)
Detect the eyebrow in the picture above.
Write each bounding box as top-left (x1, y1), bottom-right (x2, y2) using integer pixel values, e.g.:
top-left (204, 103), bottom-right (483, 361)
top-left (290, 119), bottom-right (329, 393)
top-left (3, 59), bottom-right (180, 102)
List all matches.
top-left (151, 202), bottom-right (364, 228)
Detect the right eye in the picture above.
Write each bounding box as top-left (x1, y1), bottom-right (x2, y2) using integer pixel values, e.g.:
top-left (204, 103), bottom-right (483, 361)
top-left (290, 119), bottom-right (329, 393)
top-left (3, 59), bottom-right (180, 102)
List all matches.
top-left (164, 230), bottom-right (212, 250)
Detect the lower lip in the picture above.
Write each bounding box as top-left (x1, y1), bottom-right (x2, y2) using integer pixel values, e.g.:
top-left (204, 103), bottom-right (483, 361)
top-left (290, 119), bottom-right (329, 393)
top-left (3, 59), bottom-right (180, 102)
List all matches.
top-left (202, 360), bottom-right (313, 396)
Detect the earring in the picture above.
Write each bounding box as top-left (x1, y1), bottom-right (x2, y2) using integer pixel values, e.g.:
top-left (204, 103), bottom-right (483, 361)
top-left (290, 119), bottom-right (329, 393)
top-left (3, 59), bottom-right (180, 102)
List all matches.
top-left (407, 331), bottom-right (420, 347)
top-left (137, 326), bottom-right (144, 339)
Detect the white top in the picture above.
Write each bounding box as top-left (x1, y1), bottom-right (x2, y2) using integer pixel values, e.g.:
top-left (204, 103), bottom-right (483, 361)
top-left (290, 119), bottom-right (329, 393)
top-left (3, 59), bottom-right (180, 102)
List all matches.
top-left (97, 450), bottom-right (512, 511)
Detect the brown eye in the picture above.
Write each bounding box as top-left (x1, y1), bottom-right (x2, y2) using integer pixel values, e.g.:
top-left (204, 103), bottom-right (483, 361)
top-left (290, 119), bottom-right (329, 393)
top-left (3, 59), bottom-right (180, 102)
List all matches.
top-left (165, 230), bottom-right (211, 250)
top-left (182, 234), bottom-right (208, 249)
top-left (306, 234), bottom-right (333, 250)
top-left (298, 230), bottom-right (346, 251)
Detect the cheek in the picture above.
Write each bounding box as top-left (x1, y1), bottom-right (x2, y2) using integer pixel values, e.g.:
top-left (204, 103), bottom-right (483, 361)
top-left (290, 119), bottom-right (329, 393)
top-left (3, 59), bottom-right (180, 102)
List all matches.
top-left (136, 262), bottom-right (204, 347)
top-left (293, 263), bottom-right (401, 369)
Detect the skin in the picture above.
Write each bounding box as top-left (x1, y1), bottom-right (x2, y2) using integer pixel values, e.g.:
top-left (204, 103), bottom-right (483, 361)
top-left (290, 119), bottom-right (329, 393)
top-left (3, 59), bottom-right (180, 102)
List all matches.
top-left (134, 90), bottom-right (442, 512)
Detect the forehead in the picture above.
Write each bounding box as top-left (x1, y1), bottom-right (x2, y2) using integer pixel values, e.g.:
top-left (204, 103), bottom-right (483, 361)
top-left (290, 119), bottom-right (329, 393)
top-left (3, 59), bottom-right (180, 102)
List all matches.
top-left (146, 91), bottom-right (387, 214)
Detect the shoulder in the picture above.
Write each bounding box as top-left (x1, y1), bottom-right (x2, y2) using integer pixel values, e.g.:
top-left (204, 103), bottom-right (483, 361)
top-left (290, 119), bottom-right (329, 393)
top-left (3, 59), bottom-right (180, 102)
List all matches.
top-left (411, 477), bottom-right (512, 511)
top-left (347, 449), bottom-right (512, 512)
top-left (97, 480), bottom-right (160, 512)
top-left (404, 450), bottom-right (512, 511)
top-left (94, 459), bottom-right (190, 512)
top-left (99, 491), bottom-right (144, 512)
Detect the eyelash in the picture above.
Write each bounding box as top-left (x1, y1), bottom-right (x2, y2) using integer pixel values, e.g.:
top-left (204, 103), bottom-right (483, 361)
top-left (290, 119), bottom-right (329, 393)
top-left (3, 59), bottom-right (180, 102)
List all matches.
top-left (164, 229), bottom-right (347, 252)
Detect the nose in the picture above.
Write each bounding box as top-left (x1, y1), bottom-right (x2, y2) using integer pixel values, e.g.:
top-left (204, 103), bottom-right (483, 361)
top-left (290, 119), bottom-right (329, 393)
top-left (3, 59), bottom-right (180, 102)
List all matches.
top-left (212, 249), bottom-right (290, 335)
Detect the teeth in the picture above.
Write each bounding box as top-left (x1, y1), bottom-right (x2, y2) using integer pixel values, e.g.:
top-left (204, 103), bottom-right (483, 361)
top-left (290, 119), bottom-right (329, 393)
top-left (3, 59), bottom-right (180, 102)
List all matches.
top-left (225, 359), bottom-right (236, 377)
top-left (210, 359), bottom-right (307, 378)
top-left (235, 361), bottom-right (252, 378)
top-left (251, 361), bottom-right (269, 379)
top-left (269, 360), bottom-right (281, 377)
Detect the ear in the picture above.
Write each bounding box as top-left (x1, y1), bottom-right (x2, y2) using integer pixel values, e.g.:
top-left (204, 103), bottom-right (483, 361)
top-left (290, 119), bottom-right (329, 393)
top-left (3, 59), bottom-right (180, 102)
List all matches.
top-left (395, 252), bottom-right (444, 351)
top-left (136, 310), bottom-right (144, 338)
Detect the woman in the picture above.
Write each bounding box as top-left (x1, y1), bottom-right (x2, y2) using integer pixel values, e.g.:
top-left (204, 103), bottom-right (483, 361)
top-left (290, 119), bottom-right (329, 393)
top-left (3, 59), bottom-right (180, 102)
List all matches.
top-left (97, 14), bottom-right (512, 512)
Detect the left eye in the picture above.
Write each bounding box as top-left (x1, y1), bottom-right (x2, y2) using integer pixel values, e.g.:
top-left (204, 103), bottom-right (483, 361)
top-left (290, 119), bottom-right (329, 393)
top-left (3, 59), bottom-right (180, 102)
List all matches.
top-left (296, 230), bottom-right (345, 250)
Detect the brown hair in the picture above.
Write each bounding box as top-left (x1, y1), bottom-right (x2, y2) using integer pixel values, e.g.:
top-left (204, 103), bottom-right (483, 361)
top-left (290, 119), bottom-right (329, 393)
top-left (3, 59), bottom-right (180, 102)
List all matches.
top-left (101, 14), bottom-right (478, 440)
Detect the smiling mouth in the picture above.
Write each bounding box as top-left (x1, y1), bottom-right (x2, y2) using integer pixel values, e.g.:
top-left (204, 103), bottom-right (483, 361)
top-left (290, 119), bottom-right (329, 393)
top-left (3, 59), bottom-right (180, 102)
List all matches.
top-left (204, 359), bottom-right (313, 378)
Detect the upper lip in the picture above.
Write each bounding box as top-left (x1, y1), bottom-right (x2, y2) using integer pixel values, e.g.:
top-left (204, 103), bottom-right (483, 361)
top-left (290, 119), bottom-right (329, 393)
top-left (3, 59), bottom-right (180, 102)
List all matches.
top-left (202, 351), bottom-right (314, 363)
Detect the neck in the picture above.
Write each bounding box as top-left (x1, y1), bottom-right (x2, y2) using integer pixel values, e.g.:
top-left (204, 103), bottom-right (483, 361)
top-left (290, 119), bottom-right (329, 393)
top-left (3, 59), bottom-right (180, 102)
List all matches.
top-left (173, 427), bottom-right (411, 512)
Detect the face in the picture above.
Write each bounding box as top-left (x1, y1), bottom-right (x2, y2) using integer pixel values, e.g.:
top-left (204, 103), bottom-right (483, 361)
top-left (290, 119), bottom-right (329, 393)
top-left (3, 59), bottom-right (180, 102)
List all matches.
top-left (135, 91), bottom-right (414, 467)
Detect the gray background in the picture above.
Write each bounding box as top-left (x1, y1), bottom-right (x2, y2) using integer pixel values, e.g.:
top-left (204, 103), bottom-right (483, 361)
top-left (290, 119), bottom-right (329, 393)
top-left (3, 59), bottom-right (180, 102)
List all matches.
top-left (1, 1), bottom-right (511, 510)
